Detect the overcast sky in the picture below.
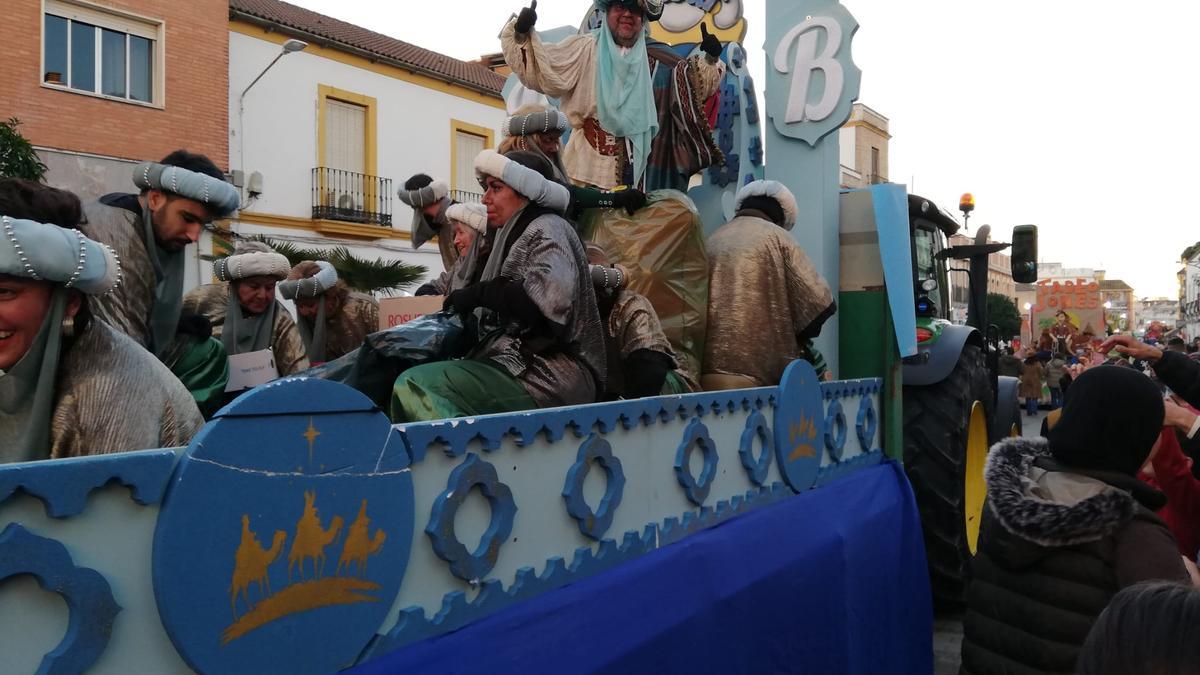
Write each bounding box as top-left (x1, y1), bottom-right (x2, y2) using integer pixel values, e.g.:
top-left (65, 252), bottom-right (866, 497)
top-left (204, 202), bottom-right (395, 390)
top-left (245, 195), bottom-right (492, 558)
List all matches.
top-left (288, 0), bottom-right (1200, 298)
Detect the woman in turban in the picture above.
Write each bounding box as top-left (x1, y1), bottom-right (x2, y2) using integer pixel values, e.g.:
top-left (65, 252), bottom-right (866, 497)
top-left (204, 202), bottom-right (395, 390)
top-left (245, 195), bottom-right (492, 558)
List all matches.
top-left (182, 241), bottom-right (308, 389)
top-left (0, 178), bottom-right (203, 461)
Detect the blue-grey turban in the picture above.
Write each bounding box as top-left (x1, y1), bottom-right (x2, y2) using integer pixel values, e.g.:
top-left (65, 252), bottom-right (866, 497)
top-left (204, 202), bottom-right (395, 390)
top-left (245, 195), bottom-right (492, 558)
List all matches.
top-left (0, 216), bottom-right (121, 294)
top-left (133, 162), bottom-right (241, 218)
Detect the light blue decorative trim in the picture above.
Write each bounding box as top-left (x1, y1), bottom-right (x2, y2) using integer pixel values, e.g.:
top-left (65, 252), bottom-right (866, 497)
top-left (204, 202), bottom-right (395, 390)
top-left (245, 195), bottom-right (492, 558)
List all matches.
top-left (0, 449), bottom-right (176, 518)
top-left (674, 418), bottom-right (719, 506)
top-left (400, 388), bottom-right (776, 464)
top-left (738, 411), bottom-right (773, 486)
top-left (360, 525), bottom-right (658, 659)
top-left (425, 454), bottom-right (517, 581)
top-left (0, 524), bottom-right (121, 675)
top-left (856, 396), bottom-right (878, 453)
top-left (659, 482), bottom-right (793, 547)
top-left (562, 435), bottom-right (625, 541)
top-left (820, 377), bottom-right (883, 401)
top-left (814, 451), bottom-right (886, 488)
top-left (824, 399), bottom-right (848, 462)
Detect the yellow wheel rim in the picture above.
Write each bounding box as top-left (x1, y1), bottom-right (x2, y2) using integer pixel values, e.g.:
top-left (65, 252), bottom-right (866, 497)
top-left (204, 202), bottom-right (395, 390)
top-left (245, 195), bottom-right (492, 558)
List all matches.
top-left (964, 402), bottom-right (988, 555)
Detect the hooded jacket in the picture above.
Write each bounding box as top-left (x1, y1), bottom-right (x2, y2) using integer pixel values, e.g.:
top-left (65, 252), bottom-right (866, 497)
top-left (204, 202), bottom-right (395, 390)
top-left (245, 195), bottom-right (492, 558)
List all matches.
top-left (960, 437), bottom-right (1188, 675)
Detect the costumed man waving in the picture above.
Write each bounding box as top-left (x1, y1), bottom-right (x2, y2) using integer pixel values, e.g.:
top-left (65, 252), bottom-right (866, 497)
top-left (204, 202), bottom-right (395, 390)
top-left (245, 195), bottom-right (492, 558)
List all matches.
top-left (279, 261), bottom-right (380, 364)
top-left (501, 0), bottom-right (725, 192)
top-left (82, 151), bottom-right (241, 357)
top-left (182, 241), bottom-right (309, 391)
top-left (702, 181), bottom-right (835, 390)
top-left (391, 150), bottom-right (606, 422)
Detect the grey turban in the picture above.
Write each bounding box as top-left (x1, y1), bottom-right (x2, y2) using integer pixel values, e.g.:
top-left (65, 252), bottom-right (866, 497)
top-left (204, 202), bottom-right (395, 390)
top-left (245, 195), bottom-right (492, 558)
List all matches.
top-left (133, 162), bottom-right (241, 218)
top-left (278, 261), bottom-right (338, 300)
top-left (474, 150), bottom-right (571, 214)
top-left (502, 110), bottom-right (569, 139)
top-left (0, 216), bottom-right (121, 295)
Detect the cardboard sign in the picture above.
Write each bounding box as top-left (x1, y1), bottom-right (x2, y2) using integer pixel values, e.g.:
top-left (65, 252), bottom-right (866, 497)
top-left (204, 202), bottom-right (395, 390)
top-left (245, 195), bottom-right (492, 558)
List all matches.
top-left (225, 349), bottom-right (279, 392)
top-left (1027, 278), bottom-right (1105, 347)
top-left (379, 296), bottom-right (445, 331)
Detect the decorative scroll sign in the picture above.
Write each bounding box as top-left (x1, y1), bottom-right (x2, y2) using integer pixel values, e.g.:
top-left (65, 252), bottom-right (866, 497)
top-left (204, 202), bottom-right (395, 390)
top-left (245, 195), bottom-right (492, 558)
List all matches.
top-left (767, 3), bottom-right (861, 146)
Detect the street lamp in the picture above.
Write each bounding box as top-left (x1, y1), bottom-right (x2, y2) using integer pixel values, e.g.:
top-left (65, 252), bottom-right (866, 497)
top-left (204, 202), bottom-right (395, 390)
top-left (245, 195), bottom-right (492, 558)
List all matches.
top-left (237, 39), bottom-right (308, 173)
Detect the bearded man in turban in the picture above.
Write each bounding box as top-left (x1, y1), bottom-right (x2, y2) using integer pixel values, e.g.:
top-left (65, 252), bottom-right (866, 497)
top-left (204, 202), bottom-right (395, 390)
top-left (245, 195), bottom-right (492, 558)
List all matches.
top-left (82, 150), bottom-right (241, 358)
top-left (279, 261), bottom-right (379, 364)
top-left (501, 0), bottom-right (725, 192)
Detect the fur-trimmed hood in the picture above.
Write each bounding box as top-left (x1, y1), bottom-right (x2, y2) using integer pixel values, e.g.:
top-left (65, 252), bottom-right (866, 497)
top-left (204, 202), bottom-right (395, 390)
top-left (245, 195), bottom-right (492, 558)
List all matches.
top-left (984, 436), bottom-right (1139, 549)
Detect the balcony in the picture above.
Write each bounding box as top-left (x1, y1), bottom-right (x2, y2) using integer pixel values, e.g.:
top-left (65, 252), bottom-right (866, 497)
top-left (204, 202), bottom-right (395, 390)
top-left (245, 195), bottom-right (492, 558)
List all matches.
top-left (450, 189), bottom-right (483, 204)
top-left (311, 168), bottom-right (392, 227)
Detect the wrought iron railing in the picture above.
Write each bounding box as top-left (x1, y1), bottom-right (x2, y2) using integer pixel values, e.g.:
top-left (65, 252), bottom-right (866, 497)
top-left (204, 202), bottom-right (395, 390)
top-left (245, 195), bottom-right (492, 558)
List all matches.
top-left (450, 189), bottom-right (483, 204)
top-left (312, 168), bottom-right (393, 226)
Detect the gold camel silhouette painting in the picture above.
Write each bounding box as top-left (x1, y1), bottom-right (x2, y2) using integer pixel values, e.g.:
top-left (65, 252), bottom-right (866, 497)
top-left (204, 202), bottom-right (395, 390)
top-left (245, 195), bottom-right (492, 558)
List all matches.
top-left (230, 515), bottom-right (287, 617)
top-left (222, 492), bottom-right (387, 645)
top-left (287, 490), bottom-right (344, 582)
top-left (337, 500), bottom-right (387, 576)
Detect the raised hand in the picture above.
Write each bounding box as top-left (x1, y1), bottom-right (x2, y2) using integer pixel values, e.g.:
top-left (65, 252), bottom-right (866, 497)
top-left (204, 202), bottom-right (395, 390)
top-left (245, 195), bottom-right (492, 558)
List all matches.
top-left (516, 0), bottom-right (538, 34)
top-left (699, 22), bottom-right (723, 59)
top-left (1098, 334), bottom-right (1163, 363)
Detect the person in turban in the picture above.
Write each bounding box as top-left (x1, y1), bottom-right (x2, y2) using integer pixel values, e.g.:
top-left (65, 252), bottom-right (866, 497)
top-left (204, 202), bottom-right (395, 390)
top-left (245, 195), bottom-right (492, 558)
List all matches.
top-left (398, 174), bottom-right (458, 272)
top-left (499, 105), bottom-right (648, 217)
top-left (414, 203), bottom-right (488, 297)
top-left (82, 150), bottom-right (241, 359)
top-left (278, 260), bottom-right (379, 364)
top-left (182, 241), bottom-right (308, 389)
top-left (391, 150), bottom-right (606, 422)
top-left (702, 180), bottom-right (835, 389)
top-left (501, 0), bottom-right (725, 192)
top-left (586, 243), bottom-right (691, 397)
top-left (0, 178), bottom-right (203, 462)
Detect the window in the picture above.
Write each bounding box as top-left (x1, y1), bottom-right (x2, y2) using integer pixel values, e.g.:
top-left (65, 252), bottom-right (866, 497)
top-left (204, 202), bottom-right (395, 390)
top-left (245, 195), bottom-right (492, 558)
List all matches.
top-left (42, 0), bottom-right (161, 105)
top-left (324, 99), bottom-right (367, 175)
top-left (450, 120), bottom-right (495, 197)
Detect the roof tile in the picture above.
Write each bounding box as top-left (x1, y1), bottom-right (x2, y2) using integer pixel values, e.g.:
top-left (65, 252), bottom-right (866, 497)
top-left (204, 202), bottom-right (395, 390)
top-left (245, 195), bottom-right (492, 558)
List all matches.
top-left (229, 0), bottom-right (505, 95)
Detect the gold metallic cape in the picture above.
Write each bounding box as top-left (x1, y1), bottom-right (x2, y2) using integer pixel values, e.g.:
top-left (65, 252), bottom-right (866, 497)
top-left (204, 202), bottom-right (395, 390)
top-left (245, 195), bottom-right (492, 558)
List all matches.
top-left (317, 293), bottom-right (379, 362)
top-left (181, 283), bottom-right (310, 376)
top-left (703, 215), bottom-right (834, 387)
top-left (50, 320), bottom-right (204, 458)
top-left (80, 200), bottom-right (157, 346)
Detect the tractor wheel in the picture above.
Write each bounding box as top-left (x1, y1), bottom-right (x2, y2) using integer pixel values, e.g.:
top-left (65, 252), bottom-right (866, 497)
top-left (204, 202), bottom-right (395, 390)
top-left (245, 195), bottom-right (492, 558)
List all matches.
top-left (903, 343), bottom-right (992, 609)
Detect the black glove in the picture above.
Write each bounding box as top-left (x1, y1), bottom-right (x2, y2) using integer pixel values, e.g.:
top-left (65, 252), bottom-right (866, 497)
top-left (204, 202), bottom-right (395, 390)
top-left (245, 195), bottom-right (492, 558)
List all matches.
top-left (624, 349), bottom-right (673, 399)
top-left (699, 22), bottom-right (722, 60)
top-left (444, 284), bottom-right (484, 316)
top-left (613, 188), bottom-right (647, 215)
top-left (515, 0), bottom-right (538, 34)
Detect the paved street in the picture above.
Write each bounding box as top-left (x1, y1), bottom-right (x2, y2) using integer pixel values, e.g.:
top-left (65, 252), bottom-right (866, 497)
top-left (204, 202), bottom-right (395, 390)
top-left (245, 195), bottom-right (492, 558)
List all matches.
top-left (933, 405), bottom-right (1052, 674)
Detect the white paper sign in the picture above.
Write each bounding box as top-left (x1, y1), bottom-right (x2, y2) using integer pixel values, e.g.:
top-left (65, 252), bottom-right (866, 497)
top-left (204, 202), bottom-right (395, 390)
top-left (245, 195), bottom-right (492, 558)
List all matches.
top-left (225, 349), bottom-right (279, 392)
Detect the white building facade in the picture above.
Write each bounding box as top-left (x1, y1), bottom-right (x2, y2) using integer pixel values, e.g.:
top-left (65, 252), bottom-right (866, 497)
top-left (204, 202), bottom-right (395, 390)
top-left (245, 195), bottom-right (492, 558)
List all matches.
top-left (218, 0), bottom-right (507, 293)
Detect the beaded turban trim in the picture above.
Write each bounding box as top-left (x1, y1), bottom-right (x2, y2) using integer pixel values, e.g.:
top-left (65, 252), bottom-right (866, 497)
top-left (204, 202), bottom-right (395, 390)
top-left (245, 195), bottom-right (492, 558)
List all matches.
top-left (278, 261), bottom-right (338, 300)
top-left (0, 216), bottom-right (121, 295)
top-left (501, 110), bottom-right (569, 139)
top-left (735, 179), bottom-right (799, 231)
top-left (474, 150), bottom-right (571, 214)
top-left (445, 203), bottom-right (487, 234)
top-left (132, 162), bottom-right (241, 218)
top-left (213, 241), bottom-right (290, 282)
top-left (397, 181), bottom-right (449, 209)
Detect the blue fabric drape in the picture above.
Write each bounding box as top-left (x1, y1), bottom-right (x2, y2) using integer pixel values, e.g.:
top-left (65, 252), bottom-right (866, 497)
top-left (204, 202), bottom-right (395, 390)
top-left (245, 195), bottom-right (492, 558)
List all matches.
top-left (353, 460), bottom-right (932, 674)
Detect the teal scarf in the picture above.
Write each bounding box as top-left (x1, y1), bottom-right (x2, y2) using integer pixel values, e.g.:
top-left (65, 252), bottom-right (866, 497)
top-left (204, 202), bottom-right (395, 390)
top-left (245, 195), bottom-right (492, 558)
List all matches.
top-left (0, 290), bottom-right (67, 463)
top-left (298, 301), bottom-right (329, 364)
top-left (594, 24), bottom-right (658, 187)
top-left (141, 204), bottom-right (186, 358)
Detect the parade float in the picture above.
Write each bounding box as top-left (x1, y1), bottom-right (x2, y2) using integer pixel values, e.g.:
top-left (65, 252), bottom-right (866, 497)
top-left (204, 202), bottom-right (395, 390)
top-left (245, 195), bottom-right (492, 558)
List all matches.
top-left (0, 1), bottom-right (1035, 672)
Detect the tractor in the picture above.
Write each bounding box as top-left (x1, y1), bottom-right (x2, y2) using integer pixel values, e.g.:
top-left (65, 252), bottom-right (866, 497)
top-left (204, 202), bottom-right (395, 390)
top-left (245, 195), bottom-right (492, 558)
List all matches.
top-left (901, 193), bottom-right (1038, 606)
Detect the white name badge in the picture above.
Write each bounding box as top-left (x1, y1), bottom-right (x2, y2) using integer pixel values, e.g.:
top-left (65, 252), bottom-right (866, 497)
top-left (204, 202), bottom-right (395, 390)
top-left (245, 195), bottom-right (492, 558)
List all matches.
top-left (225, 349), bottom-right (279, 392)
